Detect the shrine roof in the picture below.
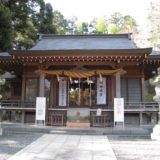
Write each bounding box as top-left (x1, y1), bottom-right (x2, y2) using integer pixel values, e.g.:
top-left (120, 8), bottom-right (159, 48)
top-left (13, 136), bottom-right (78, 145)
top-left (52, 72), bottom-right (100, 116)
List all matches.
top-left (149, 51), bottom-right (160, 58)
top-left (30, 34), bottom-right (137, 50)
top-left (0, 52), bottom-right (11, 57)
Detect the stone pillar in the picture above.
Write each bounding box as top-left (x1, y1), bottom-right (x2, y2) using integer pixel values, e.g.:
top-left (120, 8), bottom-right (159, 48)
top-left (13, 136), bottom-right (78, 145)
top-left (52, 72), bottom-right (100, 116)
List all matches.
top-left (115, 73), bottom-right (121, 98)
top-left (39, 73), bottom-right (45, 97)
top-left (139, 112), bottom-right (143, 126)
top-left (21, 111), bottom-right (25, 123)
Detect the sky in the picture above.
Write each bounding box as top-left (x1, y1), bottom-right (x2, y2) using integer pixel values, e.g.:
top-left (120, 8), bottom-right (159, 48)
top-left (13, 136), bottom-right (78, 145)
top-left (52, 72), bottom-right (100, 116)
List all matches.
top-left (45, 0), bottom-right (152, 30)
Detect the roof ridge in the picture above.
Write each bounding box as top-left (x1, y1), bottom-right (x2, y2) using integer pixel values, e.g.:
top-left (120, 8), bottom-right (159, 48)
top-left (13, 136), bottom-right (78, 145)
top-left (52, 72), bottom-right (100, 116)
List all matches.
top-left (39, 33), bottom-right (132, 40)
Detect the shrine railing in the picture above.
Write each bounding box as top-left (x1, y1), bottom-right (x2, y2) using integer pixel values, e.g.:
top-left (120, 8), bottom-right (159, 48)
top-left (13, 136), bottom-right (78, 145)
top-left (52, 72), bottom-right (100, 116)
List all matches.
top-left (0, 100), bottom-right (159, 111)
top-left (124, 102), bottom-right (159, 110)
top-left (0, 100), bottom-right (35, 108)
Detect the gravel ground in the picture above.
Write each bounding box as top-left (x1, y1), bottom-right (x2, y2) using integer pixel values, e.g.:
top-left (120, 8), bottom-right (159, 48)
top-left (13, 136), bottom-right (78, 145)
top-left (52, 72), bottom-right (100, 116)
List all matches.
top-left (0, 131), bottom-right (43, 160)
top-left (108, 135), bottom-right (160, 160)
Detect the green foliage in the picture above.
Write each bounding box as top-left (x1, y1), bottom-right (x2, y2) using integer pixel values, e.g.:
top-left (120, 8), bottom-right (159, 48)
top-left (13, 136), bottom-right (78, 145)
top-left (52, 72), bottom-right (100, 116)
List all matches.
top-left (75, 22), bottom-right (89, 34)
top-left (52, 11), bottom-right (69, 34)
top-left (0, 1), bottom-right (138, 50)
top-left (108, 24), bottom-right (119, 34)
top-left (109, 12), bottom-right (124, 29)
top-left (95, 17), bottom-right (108, 34)
top-left (71, 13), bottom-right (137, 35)
top-left (108, 12), bottom-right (137, 34)
top-left (121, 15), bottom-right (137, 33)
top-left (1, 0), bottom-right (55, 50)
top-left (144, 80), bottom-right (155, 102)
top-left (15, 20), bottom-right (37, 50)
top-left (37, 3), bottom-right (56, 34)
top-left (0, 4), bottom-right (13, 51)
top-left (90, 17), bottom-right (108, 34)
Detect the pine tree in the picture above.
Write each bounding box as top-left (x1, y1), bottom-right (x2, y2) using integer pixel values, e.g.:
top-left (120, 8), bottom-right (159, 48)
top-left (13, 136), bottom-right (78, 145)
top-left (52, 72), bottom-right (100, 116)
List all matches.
top-left (0, 4), bottom-right (13, 51)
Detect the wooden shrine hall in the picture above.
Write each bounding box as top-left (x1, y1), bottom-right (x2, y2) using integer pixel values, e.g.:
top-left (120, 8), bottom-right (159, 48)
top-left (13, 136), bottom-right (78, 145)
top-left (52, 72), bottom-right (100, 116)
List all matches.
top-left (0, 33), bottom-right (160, 127)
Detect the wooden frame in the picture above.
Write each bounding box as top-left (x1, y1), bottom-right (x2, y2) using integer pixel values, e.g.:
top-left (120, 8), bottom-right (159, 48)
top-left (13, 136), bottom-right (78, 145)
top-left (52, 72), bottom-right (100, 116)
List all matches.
top-left (51, 114), bottom-right (64, 126)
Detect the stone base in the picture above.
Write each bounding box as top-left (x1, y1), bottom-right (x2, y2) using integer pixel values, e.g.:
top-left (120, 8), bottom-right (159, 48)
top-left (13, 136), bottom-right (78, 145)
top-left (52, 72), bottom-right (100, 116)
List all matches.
top-left (67, 122), bottom-right (90, 128)
top-left (0, 128), bottom-right (2, 135)
top-left (151, 124), bottom-right (160, 140)
top-left (36, 120), bottom-right (45, 126)
top-left (114, 122), bottom-right (124, 128)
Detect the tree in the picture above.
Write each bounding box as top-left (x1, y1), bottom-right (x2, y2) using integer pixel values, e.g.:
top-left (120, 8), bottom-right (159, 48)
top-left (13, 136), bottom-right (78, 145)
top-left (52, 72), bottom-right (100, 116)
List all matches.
top-left (1, 0), bottom-right (43, 50)
top-left (108, 24), bottom-right (119, 34)
top-left (109, 12), bottom-right (124, 30)
top-left (121, 15), bottom-right (137, 33)
top-left (52, 11), bottom-right (69, 34)
top-left (1, 0), bottom-right (52, 49)
top-left (78, 13), bottom-right (137, 35)
top-left (108, 12), bottom-right (137, 34)
top-left (0, 4), bottom-right (13, 51)
top-left (35, 2), bottom-right (56, 34)
top-left (148, 0), bottom-right (160, 49)
top-left (75, 22), bottom-right (89, 34)
top-left (0, 0), bottom-right (138, 50)
top-left (15, 20), bottom-right (37, 49)
top-left (90, 17), bottom-right (108, 34)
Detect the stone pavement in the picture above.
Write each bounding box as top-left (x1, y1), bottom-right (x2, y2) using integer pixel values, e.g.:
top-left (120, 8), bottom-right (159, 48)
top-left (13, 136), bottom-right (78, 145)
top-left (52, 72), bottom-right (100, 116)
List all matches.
top-left (8, 134), bottom-right (117, 160)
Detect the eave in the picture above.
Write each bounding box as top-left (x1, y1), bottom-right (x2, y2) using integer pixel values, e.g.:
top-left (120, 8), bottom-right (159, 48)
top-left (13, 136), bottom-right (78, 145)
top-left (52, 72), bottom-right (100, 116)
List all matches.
top-left (9, 48), bottom-right (152, 56)
top-left (1, 48), bottom-right (159, 66)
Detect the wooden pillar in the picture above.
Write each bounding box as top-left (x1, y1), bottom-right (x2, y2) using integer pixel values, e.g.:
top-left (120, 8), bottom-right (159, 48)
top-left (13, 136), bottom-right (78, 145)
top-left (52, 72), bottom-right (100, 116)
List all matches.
top-left (49, 77), bottom-right (53, 107)
top-left (115, 73), bottom-right (121, 98)
top-left (21, 76), bottom-right (26, 101)
top-left (52, 76), bottom-right (57, 106)
top-left (110, 76), bottom-right (115, 102)
top-left (39, 73), bottom-right (45, 97)
top-left (141, 77), bottom-right (145, 102)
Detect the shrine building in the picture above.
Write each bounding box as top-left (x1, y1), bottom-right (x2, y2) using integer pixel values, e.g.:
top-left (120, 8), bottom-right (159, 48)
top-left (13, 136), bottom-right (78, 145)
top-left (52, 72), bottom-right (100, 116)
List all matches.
top-left (0, 33), bottom-right (160, 127)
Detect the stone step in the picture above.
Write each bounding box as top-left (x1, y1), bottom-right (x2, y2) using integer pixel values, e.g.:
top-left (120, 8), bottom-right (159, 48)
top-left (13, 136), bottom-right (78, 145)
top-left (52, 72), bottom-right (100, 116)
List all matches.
top-left (2, 124), bottom-right (152, 136)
